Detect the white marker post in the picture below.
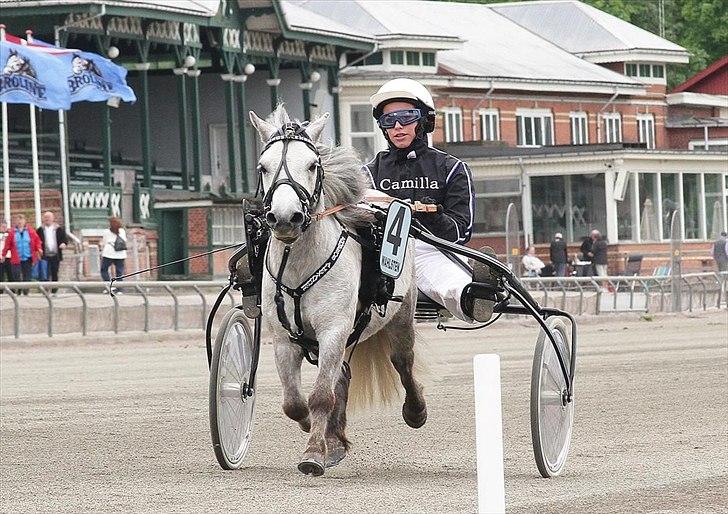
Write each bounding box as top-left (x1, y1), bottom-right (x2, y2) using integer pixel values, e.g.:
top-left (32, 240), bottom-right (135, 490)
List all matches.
top-left (474, 354), bottom-right (506, 514)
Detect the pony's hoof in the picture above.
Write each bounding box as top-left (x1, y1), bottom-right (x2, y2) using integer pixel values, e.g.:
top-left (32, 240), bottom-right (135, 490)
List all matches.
top-left (403, 404), bottom-right (427, 429)
top-left (298, 417), bottom-right (311, 433)
top-left (298, 456), bottom-right (325, 477)
top-left (325, 445), bottom-right (347, 468)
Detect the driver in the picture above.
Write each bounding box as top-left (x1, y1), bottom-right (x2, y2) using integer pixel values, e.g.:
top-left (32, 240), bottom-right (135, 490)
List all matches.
top-left (364, 78), bottom-right (496, 322)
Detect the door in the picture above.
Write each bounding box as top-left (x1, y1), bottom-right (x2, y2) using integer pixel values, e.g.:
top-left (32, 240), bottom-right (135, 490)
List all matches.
top-left (159, 209), bottom-right (186, 277)
top-left (209, 124), bottom-right (229, 193)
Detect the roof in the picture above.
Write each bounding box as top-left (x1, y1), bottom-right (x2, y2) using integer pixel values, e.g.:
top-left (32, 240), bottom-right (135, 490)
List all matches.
top-left (0, 0), bottom-right (220, 16)
top-left (278, 1), bottom-right (374, 44)
top-left (304, 0), bottom-right (645, 92)
top-left (491, 0), bottom-right (688, 62)
top-left (289, 0), bottom-right (462, 46)
top-left (672, 56), bottom-right (728, 93)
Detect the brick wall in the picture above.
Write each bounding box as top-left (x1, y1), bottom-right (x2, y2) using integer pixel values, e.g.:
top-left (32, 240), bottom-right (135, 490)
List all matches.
top-left (668, 126), bottom-right (728, 149)
top-left (0, 190), bottom-right (64, 227)
top-left (433, 92), bottom-right (671, 148)
top-left (187, 207), bottom-right (210, 278)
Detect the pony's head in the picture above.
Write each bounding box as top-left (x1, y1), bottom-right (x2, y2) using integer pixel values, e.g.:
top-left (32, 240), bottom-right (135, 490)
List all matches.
top-left (249, 106), bottom-right (330, 243)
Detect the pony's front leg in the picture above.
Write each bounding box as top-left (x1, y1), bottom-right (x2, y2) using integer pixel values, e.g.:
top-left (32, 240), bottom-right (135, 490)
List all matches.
top-left (274, 339), bottom-right (310, 432)
top-left (298, 327), bottom-right (347, 476)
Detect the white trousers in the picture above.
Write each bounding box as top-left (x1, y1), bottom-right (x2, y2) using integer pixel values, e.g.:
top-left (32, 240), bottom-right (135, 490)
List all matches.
top-left (415, 239), bottom-right (472, 320)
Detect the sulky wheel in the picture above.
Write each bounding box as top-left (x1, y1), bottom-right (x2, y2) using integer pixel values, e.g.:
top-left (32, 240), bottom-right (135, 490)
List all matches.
top-left (530, 317), bottom-right (574, 478)
top-left (209, 308), bottom-right (257, 470)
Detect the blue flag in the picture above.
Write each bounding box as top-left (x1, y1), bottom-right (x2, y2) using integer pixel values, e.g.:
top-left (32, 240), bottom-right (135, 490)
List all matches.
top-left (0, 38), bottom-right (72, 110)
top-left (32, 39), bottom-right (136, 105)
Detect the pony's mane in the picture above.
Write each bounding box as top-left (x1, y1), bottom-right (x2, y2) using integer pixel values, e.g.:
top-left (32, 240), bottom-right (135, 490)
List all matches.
top-left (265, 105), bottom-right (373, 227)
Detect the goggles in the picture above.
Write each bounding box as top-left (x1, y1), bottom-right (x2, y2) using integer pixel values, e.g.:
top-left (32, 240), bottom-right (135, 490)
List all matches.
top-left (377, 108), bottom-right (422, 129)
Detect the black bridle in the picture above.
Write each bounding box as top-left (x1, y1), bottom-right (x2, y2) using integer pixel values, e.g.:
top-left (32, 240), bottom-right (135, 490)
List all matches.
top-left (257, 122), bottom-right (324, 232)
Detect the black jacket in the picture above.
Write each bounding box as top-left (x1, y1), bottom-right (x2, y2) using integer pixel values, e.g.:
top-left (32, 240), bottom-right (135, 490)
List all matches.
top-left (364, 139), bottom-right (475, 243)
top-left (36, 225), bottom-right (68, 261)
top-left (591, 238), bottom-right (608, 265)
top-left (549, 239), bottom-right (568, 264)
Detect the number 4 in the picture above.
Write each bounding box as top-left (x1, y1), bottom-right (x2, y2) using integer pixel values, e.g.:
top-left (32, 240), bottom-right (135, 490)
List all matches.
top-left (387, 207), bottom-right (405, 256)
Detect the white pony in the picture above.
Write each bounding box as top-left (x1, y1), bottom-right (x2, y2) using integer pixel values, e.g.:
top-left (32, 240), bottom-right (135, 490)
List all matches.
top-left (249, 106), bottom-right (426, 476)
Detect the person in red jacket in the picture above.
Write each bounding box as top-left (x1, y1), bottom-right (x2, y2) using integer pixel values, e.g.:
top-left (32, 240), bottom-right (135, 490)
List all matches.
top-left (0, 213), bottom-right (42, 295)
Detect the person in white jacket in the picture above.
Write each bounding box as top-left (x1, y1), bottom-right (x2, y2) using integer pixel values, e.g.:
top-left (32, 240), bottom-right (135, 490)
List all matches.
top-left (100, 217), bottom-right (127, 289)
top-left (522, 245), bottom-right (545, 277)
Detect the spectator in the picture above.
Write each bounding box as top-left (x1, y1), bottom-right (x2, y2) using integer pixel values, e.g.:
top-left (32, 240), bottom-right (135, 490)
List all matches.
top-left (100, 217), bottom-right (127, 293)
top-left (0, 220), bottom-right (10, 292)
top-left (589, 230), bottom-right (609, 278)
top-left (522, 245), bottom-right (545, 277)
top-left (576, 235), bottom-right (593, 277)
top-left (1, 213), bottom-right (42, 295)
top-left (711, 231), bottom-right (728, 272)
top-left (37, 211), bottom-right (68, 294)
top-left (549, 232), bottom-right (568, 277)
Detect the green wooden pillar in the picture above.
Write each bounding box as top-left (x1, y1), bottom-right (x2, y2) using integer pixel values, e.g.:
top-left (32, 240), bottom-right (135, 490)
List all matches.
top-left (223, 75), bottom-right (238, 193)
top-left (174, 67), bottom-right (190, 190)
top-left (299, 61), bottom-right (315, 121)
top-left (329, 69), bottom-right (341, 145)
top-left (188, 68), bottom-right (203, 192)
top-left (236, 75), bottom-right (249, 193)
top-left (133, 62), bottom-right (152, 188)
top-left (267, 57), bottom-right (280, 113)
top-left (101, 104), bottom-right (112, 186)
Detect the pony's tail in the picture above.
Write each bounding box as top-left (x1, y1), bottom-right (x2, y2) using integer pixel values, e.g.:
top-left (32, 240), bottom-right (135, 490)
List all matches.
top-left (346, 330), bottom-right (401, 411)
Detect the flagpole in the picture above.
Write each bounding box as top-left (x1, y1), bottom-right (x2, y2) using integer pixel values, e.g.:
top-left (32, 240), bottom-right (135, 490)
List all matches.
top-left (54, 27), bottom-right (71, 230)
top-left (0, 25), bottom-right (10, 225)
top-left (24, 30), bottom-right (42, 226)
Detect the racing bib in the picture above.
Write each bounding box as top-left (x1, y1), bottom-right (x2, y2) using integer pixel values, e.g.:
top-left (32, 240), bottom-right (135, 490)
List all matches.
top-left (379, 200), bottom-right (411, 279)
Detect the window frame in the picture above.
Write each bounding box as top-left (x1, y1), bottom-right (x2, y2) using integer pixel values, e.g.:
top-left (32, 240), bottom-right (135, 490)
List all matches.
top-left (443, 107), bottom-right (464, 143)
top-left (212, 207), bottom-right (245, 245)
top-left (348, 103), bottom-right (378, 161)
top-left (569, 111), bottom-right (589, 145)
top-left (473, 177), bottom-right (522, 236)
top-left (478, 108), bottom-right (500, 142)
top-left (637, 113), bottom-right (656, 149)
top-left (516, 108), bottom-right (554, 147)
top-left (602, 112), bottom-right (623, 143)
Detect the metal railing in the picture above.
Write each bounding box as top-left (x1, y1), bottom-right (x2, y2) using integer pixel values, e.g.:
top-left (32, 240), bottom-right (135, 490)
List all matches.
top-left (520, 272), bottom-right (728, 315)
top-left (0, 281), bottom-right (233, 339)
top-left (1, 272), bottom-right (726, 339)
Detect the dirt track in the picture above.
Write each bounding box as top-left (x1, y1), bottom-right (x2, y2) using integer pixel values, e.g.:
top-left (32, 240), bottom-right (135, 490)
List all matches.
top-left (1, 311), bottom-right (727, 513)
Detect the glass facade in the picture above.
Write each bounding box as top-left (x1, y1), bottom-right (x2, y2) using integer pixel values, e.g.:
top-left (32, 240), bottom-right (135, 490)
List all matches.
top-left (660, 173), bottom-right (679, 239)
top-left (683, 173), bottom-right (701, 239)
top-left (473, 178), bottom-right (520, 234)
top-left (638, 174), bottom-right (660, 241)
top-left (705, 173), bottom-right (724, 238)
top-left (569, 174), bottom-right (606, 241)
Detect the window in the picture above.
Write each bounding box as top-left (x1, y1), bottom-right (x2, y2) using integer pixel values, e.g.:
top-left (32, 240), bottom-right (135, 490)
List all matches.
top-left (705, 173), bottom-right (726, 238)
top-left (348, 51), bottom-right (383, 66)
top-left (603, 113), bottom-right (622, 143)
top-left (531, 175), bottom-right (606, 243)
top-left (406, 51), bottom-right (420, 66)
top-left (689, 138), bottom-right (728, 151)
top-left (683, 173), bottom-right (702, 239)
top-left (570, 112), bottom-right (589, 145)
top-left (390, 50), bottom-right (404, 65)
top-left (473, 178), bottom-right (521, 234)
top-left (479, 109), bottom-right (499, 141)
top-left (443, 108), bottom-right (463, 143)
top-left (617, 173), bottom-right (635, 241)
top-left (516, 109), bottom-right (553, 147)
top-left (661, 173), bottom-right (679, 239)
top-left (639, 174), bottom-right (660, 241)
top-left (624, 62), bottom-right (666, 82)
top-left (212, 208), bottom-right (244, 245)
top-left (349, 104), bottom-right (377, 161)
top-left (637, 114), bottom-right (655, 149)
top-left (422, 52), bottom-right (435, 67)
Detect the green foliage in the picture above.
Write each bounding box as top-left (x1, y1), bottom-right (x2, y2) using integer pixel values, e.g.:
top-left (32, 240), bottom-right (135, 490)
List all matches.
top-left (430, 0), bottom-right (728, 89)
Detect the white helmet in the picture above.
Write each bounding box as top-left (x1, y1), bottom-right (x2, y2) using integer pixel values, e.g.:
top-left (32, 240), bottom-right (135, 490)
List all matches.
top-left (370, 78), bottom-right (436, 133)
